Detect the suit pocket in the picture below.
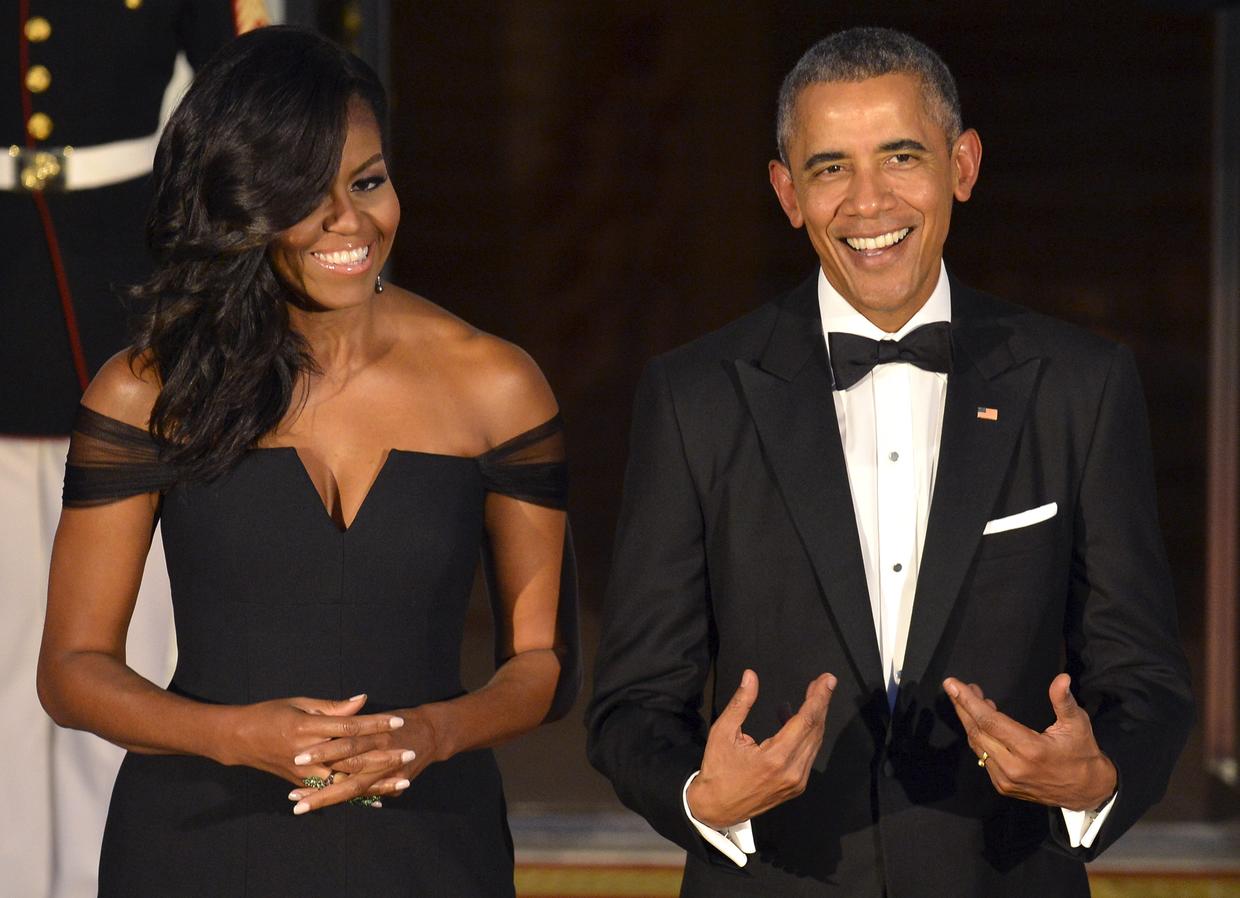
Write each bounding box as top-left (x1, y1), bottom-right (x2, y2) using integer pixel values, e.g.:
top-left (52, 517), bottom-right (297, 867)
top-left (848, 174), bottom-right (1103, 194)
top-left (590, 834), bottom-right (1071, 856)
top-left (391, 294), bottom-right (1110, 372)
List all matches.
top-left (977, 512), bottom-right (1058, 561)
top-left (983, 502), bottom-right (1057, 535)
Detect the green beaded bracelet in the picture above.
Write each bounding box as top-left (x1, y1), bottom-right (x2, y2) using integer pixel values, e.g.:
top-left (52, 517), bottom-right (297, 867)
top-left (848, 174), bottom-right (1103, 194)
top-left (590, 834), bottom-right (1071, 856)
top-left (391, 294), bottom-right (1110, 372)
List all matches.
top-left (300, 775), bottom-right (380, 806)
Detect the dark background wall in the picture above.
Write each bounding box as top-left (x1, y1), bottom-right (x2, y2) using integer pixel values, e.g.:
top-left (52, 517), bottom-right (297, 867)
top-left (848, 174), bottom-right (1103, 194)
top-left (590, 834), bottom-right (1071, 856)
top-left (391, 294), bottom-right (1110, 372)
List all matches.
top-left (378, 1), bottom-right (1232, 820)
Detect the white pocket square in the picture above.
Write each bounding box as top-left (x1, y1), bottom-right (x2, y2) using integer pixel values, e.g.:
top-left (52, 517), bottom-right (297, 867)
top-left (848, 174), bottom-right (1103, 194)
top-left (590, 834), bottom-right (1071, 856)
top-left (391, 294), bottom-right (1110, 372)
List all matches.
top-left (983, 502), bottom-right (1058, 535)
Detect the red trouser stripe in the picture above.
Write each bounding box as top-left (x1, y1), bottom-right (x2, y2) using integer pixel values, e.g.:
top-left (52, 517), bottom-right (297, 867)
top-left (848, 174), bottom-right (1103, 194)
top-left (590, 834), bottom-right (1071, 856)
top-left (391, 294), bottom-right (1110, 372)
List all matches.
top-left (31, 191), bottom-right (91, 391)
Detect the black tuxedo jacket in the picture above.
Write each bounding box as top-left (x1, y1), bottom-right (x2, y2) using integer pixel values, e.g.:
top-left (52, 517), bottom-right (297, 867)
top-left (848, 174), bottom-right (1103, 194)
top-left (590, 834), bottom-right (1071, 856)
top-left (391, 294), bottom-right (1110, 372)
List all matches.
top-left (586, 274), bottom-right (1193, 898)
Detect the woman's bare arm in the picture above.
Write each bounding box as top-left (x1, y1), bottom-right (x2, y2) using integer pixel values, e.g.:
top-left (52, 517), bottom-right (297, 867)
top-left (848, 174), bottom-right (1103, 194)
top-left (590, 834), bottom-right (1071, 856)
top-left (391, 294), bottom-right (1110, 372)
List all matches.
top-left (37, 353), bottom-right (405, 785)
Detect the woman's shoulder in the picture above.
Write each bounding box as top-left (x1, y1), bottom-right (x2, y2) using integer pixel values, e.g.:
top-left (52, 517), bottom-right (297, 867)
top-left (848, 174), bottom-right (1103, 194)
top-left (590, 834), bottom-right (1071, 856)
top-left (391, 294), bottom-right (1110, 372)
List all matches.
top-left (79, 349), bottom-right (161, 430)
top-left (388, 289), bottom-right (558, 448)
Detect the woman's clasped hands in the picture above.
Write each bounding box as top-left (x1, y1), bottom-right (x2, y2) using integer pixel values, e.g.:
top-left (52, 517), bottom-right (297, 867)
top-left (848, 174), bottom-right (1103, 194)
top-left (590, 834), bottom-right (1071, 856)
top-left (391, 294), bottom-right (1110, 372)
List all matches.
top-left (218, 693), bottom-right (439, 814)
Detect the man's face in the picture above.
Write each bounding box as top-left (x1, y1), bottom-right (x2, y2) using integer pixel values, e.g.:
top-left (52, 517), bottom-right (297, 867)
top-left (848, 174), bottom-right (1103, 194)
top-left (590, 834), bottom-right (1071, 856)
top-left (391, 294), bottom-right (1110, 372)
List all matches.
top-left (769, 73), bottom-right (981, 331)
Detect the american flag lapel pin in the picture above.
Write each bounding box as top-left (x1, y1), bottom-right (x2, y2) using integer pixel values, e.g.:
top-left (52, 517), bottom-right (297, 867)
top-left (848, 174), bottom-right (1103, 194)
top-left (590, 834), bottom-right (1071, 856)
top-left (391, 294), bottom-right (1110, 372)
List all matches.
top-left (976, 406), bottom-right (999, 421)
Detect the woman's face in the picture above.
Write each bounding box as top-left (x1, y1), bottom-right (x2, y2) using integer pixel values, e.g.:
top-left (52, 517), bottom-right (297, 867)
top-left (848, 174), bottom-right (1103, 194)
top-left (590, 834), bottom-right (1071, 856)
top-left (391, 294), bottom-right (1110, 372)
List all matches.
top-left (269, 99), bottom-right (399, 310)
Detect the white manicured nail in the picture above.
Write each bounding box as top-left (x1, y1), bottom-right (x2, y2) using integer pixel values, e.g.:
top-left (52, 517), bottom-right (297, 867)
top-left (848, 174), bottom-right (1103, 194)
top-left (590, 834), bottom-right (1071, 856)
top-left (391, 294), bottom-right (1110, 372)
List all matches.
top-left (294, 753), bottom-right (311, 765)
top-left (400, 750), bottom-right (416, 763)
top-left (293, 801), bottom-right (310, 815)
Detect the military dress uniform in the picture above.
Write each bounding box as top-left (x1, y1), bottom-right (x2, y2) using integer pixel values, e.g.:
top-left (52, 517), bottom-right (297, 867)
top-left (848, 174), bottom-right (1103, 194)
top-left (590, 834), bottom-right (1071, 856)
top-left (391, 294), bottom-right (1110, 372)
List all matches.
top-left (1, 4), bottom-right (266, 897)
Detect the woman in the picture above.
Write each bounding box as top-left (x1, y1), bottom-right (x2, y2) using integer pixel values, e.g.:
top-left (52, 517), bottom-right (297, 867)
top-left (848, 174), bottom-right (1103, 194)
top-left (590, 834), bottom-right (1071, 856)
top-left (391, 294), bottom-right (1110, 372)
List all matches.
top-left (36, 27), bottom-right (576, 897)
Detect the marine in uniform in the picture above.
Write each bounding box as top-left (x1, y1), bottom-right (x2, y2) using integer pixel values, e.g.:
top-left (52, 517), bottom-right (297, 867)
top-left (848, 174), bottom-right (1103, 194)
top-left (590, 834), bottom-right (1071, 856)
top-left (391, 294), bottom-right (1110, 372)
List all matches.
top-left (1, 3), bottom-right (266, 896)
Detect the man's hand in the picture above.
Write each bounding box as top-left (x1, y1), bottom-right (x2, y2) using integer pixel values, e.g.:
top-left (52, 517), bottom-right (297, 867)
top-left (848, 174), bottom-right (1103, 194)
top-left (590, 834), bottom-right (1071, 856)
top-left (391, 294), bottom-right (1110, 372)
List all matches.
top-left (686, 669), bottom-right (836, 829)
top-left (943, 673), bottom-right (1117, 811)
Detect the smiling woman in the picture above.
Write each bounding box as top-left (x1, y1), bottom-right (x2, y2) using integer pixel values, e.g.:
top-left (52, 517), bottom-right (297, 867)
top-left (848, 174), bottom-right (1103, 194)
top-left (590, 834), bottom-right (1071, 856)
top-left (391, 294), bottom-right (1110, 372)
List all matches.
top-left (268, 105), bottom-right (398, 312)
top-left (125, 26), bottom-right (396, 479)
top-left (35, 26), bottom-right (578, 898)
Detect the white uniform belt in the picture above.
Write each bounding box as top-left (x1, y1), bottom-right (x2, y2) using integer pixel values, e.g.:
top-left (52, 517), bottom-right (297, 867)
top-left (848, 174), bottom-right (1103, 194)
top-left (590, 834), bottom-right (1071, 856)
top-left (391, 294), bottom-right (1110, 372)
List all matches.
top-left (3, 131), bottom-right (160, 192)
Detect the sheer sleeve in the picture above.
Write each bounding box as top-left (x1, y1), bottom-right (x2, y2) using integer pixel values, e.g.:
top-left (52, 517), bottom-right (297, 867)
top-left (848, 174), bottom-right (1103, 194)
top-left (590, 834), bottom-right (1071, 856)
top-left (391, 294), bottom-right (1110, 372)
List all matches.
top-left (478, 412), bottom-right (579, 721)
top-left (476, 413), bottom-right (567, 509)
top-left (62, 404), bottom-right (179, 507)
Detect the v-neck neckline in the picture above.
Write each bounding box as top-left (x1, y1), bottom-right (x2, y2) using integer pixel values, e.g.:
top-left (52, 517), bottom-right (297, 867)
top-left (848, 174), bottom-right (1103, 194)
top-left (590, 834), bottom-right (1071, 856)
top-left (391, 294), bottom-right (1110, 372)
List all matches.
top-left (281, 447), bottom-right (395, 533)
top-left (251, 446), bottom-right (478, 534)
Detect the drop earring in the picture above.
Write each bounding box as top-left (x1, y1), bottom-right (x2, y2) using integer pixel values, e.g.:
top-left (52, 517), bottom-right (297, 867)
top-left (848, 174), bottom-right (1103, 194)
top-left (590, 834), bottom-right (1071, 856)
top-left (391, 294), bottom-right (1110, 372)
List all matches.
top-left (374, 274), bottom-right (384, 294)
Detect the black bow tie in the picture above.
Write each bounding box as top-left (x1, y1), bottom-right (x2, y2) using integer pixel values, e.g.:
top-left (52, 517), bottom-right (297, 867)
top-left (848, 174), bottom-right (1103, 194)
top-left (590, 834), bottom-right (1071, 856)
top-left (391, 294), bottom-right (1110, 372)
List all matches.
top-left (827, 322), bottom-right (953, 390)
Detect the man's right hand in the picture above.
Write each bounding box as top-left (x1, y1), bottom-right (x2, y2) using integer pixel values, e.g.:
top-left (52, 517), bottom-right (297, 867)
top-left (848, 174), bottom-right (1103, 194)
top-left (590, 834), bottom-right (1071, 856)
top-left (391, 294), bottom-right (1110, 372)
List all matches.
top-left (686, 669), bottom-right (836, 829)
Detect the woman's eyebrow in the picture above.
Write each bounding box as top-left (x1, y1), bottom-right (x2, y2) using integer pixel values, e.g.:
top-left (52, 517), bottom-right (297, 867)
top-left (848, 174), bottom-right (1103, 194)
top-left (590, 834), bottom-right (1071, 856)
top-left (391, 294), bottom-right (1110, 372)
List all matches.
top-left (349, 152), bottom-right (384, 176)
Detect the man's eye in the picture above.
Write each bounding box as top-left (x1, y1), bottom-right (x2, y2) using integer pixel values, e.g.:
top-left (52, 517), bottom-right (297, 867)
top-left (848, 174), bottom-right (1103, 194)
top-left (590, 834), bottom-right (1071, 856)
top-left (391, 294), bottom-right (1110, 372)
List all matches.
top-left (889, 154), bottom-right (914, 165)
top-left (821, 164), bottom-right (844, 175)
top-left (353, 175), bottom-right (387, 192)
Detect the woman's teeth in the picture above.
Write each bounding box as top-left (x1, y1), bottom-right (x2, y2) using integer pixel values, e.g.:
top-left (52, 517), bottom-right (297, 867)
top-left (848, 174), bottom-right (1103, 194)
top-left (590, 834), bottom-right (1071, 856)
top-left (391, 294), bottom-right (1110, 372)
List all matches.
top-left (312, 245), bottom-right (370, 265)
top-left (845, 228), bottom-right (911, 252)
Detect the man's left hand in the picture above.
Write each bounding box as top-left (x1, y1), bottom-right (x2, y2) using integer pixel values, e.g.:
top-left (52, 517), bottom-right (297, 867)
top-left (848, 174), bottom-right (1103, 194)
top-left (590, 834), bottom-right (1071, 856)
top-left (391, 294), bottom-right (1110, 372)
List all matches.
top-left (943, 673), bottom-right (1117, 812)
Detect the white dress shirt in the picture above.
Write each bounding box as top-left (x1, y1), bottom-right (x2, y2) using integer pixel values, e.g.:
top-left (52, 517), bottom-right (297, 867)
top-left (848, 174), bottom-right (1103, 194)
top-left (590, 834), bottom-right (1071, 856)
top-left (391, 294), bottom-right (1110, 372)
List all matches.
top-left (684, 262), bottom-right (1115, 864)
top-left (822, 264), bottom-right (951, 707)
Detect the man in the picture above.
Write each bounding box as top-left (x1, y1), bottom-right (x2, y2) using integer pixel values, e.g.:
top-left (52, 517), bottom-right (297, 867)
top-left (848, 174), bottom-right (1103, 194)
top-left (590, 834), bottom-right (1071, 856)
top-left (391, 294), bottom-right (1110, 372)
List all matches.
top-left (586, 27), bottom-right (1193, 898)
top-left (2, 4), bottom-right (266, 896)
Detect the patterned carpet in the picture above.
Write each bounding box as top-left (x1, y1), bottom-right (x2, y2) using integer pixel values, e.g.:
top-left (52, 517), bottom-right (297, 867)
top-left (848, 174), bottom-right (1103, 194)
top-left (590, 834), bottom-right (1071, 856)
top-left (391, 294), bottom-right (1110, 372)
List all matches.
top-left (512, 866), bottom-right (1240, 897)
top-left (510, 813), bottom-right (1240, 898)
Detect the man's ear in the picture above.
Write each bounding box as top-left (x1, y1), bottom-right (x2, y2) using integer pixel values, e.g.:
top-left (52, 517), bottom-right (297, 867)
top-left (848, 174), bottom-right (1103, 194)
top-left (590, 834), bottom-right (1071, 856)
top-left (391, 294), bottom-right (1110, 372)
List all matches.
top-left (952, 128), bottom-right (982, 202)
top-left (768, 159), bottom-right (805, 228)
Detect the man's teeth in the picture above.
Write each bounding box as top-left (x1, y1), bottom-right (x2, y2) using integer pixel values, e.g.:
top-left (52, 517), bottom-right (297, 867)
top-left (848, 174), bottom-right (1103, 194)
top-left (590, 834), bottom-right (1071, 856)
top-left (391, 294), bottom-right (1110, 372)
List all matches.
top-left (845, 228), bottom-right (911, 251)
top-left (313, 245), bottom-right (370, 265)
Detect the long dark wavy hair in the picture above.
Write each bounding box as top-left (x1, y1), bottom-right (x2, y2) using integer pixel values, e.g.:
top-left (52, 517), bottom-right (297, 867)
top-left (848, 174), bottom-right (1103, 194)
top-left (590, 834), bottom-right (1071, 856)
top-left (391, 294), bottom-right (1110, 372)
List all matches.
top-left (129, 26), bottom-right (388, 480)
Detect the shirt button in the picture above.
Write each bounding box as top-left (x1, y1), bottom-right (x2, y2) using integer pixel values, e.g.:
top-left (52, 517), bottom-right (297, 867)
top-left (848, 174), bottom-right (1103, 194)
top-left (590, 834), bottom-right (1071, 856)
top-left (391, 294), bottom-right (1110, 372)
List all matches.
top-left (25, 17), bottom-right (52, 42)
top-left (888, 451), bottom-right (900, 462)
top-left (893, 563), bottom-right (903, 572)
top-left (26, 65), bottom-right (51, 94)
top-left (27, 113), bottom-right (53, 141)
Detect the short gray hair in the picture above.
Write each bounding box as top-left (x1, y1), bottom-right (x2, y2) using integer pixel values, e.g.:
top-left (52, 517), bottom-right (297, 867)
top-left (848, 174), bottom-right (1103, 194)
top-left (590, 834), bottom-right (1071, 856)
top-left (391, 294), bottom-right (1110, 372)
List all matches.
top-left (776, 27), bottom-right (962, 164)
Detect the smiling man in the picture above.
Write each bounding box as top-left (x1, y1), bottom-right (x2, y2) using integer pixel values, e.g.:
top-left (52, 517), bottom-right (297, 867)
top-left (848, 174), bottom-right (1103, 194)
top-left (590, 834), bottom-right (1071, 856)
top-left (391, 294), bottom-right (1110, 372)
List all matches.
top-left (587, 27), bottom-right (1193, 898)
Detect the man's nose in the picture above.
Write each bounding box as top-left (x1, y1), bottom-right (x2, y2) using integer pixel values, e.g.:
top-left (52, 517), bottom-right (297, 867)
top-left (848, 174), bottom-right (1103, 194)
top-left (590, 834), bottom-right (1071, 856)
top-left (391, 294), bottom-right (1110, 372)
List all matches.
top-left (842, 167), bottom-right (892, 217)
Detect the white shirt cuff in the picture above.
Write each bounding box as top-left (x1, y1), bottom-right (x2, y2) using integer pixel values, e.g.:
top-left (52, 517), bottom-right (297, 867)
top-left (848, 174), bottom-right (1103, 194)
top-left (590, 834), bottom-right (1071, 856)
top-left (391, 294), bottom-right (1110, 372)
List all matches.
top-left (1060, 790), bottom-right (1117, 848)
top-left (682, 770), bottom-right (756, 866)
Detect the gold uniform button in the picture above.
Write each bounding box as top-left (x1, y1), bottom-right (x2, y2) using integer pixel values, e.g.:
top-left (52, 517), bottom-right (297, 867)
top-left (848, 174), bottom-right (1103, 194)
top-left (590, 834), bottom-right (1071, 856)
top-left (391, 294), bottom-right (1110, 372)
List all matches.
top-left (27, 113), bottom-right (53, 141)
top-left (24, 17), bottom-right (52, 42)
top-left (125, 0), bottom-right (143, 8)
top-left (26, 65), bottom-right (52, 93)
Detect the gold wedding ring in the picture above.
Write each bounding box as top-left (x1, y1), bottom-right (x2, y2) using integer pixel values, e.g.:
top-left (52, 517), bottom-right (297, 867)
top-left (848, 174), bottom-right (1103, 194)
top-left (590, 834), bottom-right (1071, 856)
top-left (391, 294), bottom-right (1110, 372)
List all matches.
top-left (977, 751), bottom-right (989, 768)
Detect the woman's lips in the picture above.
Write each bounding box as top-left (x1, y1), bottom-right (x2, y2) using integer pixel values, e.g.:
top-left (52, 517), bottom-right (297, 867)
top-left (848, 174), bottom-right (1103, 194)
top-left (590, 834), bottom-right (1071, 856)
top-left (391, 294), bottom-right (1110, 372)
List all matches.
top-left (310, 243), bottom-right (373, 274)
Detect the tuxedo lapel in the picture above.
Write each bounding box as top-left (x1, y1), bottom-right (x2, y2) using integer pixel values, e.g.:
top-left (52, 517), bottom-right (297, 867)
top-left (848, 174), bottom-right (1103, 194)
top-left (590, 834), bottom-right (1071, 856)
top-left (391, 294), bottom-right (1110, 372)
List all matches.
top-left (735, 278), bottom-right (885, 692)
top-left (899, 280), bottom-right (1043, 687)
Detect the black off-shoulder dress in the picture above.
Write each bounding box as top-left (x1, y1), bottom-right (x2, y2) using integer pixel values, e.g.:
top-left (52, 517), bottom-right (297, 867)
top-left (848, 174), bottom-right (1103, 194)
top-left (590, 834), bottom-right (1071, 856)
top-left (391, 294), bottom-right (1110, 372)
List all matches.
top-left (62, 406), bottom-right (578, 898)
